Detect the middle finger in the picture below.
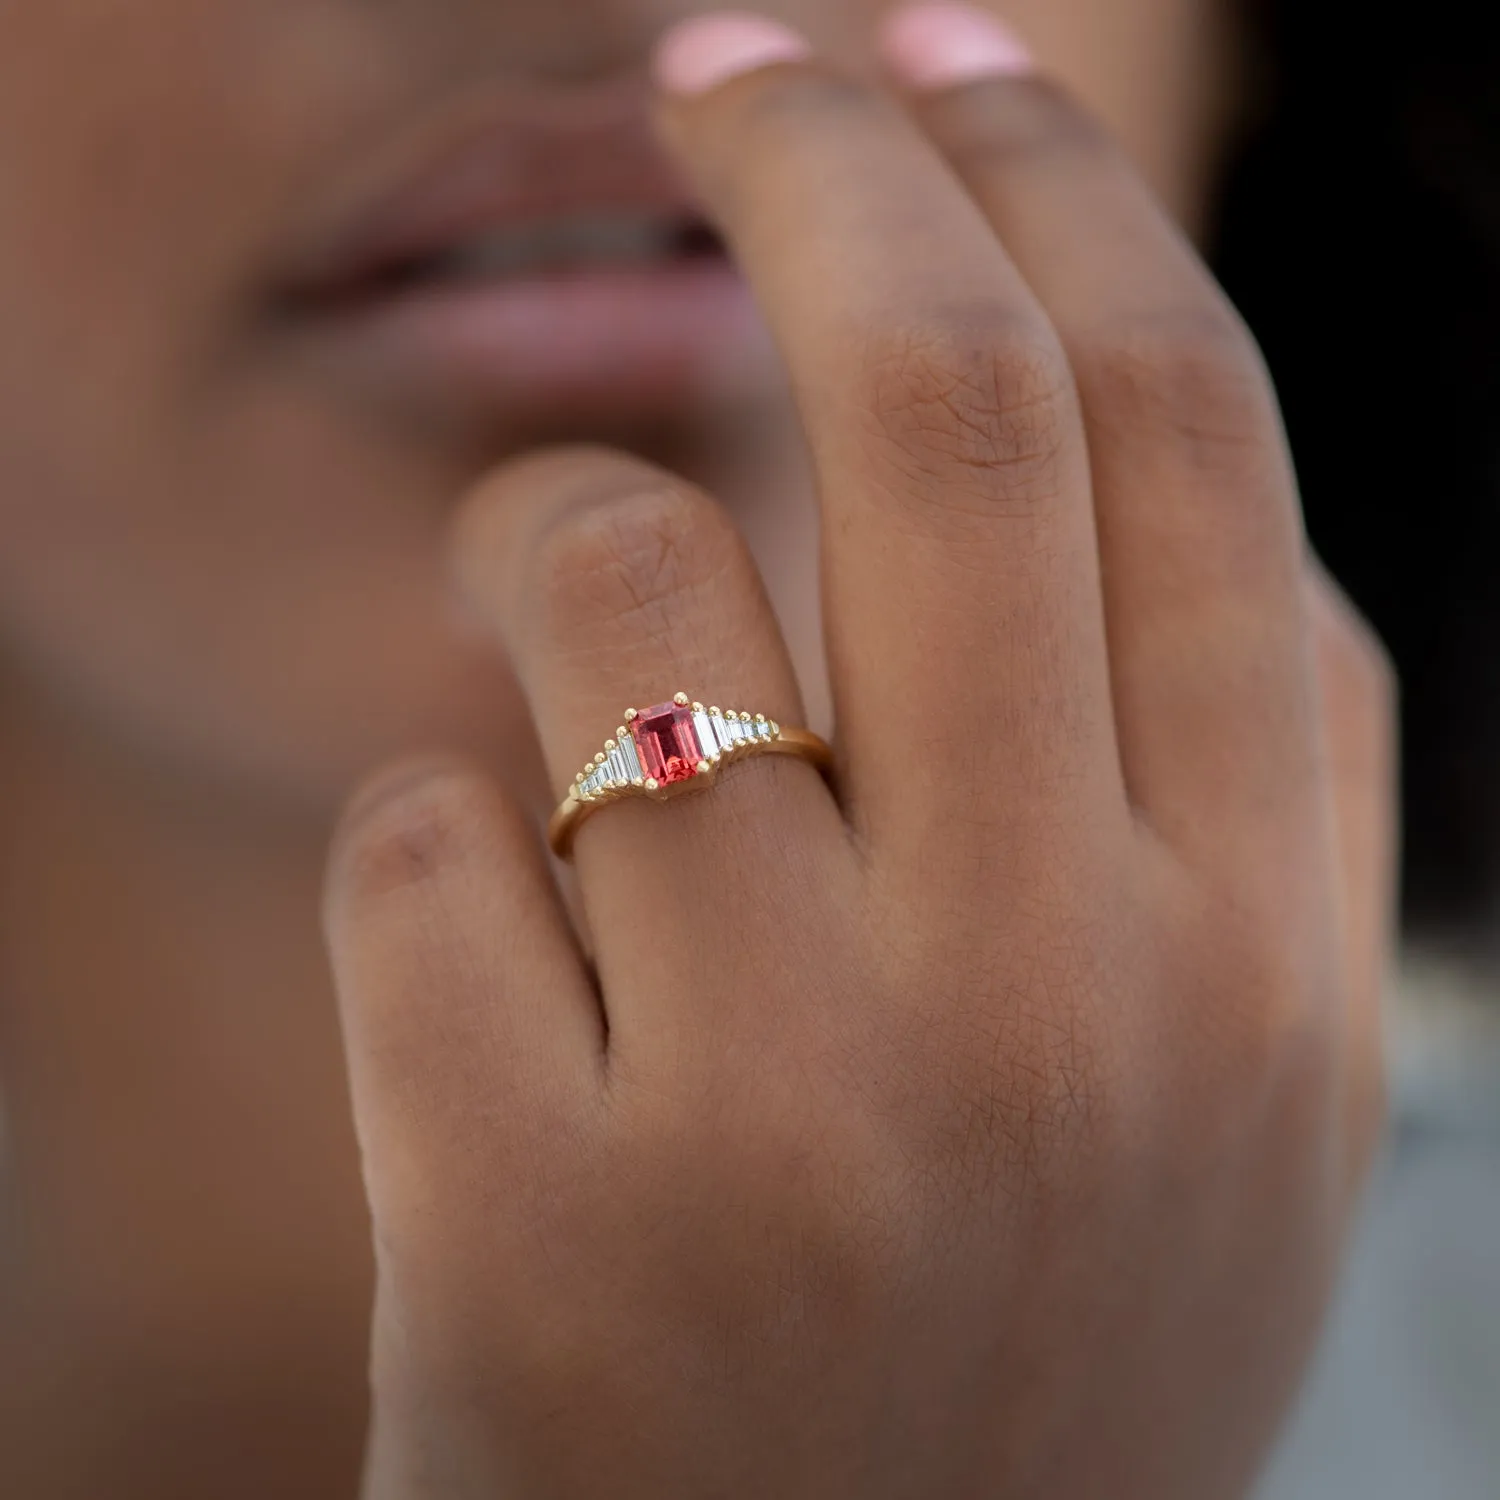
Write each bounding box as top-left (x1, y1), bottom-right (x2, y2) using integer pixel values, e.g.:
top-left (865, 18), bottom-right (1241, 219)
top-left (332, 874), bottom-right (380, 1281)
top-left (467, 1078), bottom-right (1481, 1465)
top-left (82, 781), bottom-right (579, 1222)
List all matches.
top-left (655, 15), bottom-right (1126, 871)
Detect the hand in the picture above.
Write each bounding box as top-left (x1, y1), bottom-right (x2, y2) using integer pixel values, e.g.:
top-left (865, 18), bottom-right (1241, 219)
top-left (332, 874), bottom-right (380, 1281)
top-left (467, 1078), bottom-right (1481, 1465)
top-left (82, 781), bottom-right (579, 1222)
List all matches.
top-left (324, 10), bottom-right (1395, 1497)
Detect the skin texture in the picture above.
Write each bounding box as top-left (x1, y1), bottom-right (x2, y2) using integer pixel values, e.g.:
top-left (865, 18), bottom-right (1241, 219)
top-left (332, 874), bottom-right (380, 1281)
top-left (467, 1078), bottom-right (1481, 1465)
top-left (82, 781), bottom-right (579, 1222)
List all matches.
top-left (0, 2), bottom-right (1392, 1498)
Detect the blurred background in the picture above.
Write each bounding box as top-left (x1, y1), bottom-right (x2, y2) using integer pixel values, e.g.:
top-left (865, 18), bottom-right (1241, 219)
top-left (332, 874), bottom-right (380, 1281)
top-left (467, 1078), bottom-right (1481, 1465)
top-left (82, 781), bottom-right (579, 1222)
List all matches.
top-left (1215, 2), bottom-right (1500, 1494)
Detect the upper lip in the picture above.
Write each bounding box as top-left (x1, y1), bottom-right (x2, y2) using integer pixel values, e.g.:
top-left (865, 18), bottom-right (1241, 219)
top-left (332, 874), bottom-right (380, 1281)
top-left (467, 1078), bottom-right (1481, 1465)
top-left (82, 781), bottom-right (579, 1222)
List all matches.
top-left (283, 80), bottom-right (712, 301)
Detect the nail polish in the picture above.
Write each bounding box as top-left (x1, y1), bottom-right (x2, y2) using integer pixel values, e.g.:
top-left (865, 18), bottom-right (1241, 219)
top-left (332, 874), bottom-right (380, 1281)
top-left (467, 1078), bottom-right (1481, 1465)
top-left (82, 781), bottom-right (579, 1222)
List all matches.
top-left (654, 12), bottom-right (813, 97)
top-left (880, 3), bottom-right (1035, 90)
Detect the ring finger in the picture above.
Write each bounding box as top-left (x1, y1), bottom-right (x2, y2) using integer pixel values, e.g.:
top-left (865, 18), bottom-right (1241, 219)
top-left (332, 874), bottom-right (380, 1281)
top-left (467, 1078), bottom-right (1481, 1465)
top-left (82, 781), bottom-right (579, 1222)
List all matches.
top-left (449, 445), bottom-right (849, 1046)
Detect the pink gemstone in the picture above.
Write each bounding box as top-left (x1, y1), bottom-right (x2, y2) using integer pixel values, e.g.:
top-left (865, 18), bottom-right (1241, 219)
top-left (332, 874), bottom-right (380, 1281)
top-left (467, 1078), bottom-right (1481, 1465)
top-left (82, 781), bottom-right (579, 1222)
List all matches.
top-left (631, 702), bottom-right (704, 786)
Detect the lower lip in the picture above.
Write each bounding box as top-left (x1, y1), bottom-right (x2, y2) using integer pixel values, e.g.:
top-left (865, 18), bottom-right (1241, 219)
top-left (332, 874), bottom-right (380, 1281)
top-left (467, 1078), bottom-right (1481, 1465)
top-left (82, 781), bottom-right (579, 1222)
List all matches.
top-left (288, 259), bottom-right (773, 432)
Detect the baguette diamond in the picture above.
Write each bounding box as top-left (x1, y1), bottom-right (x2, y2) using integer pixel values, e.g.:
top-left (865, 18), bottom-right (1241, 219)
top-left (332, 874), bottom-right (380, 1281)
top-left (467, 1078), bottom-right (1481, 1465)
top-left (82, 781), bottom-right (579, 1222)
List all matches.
top-left (692, 710), bottom-right (717, 761)
top-left (618, 735), bottom-right (642, 783)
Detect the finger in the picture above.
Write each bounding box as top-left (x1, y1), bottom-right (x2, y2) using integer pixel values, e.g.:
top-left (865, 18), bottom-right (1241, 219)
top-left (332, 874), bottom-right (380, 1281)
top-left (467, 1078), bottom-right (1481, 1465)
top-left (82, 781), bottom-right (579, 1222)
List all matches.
top-left (653, 15), bottom-right (1124, 875)
top-left (325, 758), bottom-right (604, 1240)
top-left (879, 4), bottom-right (1318, 867)
top-left (449, 445), bottom-right (848, 1046)
top-left (1307, 568), bottom-right (1398, 1183)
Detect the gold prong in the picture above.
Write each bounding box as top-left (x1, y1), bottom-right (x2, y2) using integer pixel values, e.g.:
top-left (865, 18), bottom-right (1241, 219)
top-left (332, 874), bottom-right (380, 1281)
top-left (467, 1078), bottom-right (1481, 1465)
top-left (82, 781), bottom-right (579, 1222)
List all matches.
top-left (624, 708), bottom-right (638, 723)
top-left (593, 753), bottom-right (606, 767)
top-left (771, 722), bottom-right (780, 736)
top-left (644, 778), bottom-right (660, 792)
top-left (632, 777), bottom-right (646, 789)
top-left (616, 727), bottom-right (629, 742)
top-left (709, 705), bottom-right (721, 717)
top-left (755, 714), bottom-right (768, 725)
top-left (692, 701), bottom-right (705, 713)
top-left (696, 760), bottom-right (711, 775)
top-left (674, 692), bottom-right (690, 707)
top-left (604, 738), bottom-right (617, 752)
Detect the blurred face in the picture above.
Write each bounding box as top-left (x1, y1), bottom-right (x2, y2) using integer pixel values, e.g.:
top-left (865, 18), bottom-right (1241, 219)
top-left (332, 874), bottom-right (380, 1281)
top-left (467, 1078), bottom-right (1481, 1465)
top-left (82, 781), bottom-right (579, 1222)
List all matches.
top-left (0, 0), bottom-right (1206, 806)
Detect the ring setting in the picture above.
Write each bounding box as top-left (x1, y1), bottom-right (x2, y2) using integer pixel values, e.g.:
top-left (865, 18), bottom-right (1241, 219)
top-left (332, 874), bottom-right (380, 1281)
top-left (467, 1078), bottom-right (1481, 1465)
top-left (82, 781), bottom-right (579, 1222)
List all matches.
top-left (548, 692), bottom-right (832, 859)
top-left (578, 694), bottom-right (778, 799)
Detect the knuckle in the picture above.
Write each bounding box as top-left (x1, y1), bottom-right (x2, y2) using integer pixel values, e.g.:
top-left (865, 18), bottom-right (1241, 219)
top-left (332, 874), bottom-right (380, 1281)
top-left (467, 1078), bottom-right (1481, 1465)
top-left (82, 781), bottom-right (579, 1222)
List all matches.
top-left (1195, 903), bottom-right (1343, 1122)
top-left (1081, 305), bottom-right (1277, 482)
top-left (852, 306), bottom-right (1073, 511)
top-left (1263, 974), bottom-right (1342, 1108)
top-left (1311, 571), bottom-right (1399, 727)
top-left (528, 478), bottom-right (742, 650)
top-left (333, 764), bottom-right (498, 906)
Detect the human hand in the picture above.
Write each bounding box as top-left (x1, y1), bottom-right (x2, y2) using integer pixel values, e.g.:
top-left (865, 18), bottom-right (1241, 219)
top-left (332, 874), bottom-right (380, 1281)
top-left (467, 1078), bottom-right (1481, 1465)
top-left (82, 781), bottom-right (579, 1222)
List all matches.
top-left (325, 8), bottom-right (1395, 1497)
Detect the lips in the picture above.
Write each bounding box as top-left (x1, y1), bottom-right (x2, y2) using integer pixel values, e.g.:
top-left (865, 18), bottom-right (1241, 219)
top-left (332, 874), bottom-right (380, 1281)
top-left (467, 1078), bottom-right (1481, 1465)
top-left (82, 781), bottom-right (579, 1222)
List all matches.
top-left (406, 213), bottom-right (725, 286)
top-left (277, 90), bottom-right (770, 431)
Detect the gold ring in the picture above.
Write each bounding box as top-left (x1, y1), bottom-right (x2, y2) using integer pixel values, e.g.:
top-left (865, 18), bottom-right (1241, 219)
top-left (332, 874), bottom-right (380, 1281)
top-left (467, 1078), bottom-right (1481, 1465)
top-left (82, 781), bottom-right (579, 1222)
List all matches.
top-left (548, 692), bottom-right (833, 860)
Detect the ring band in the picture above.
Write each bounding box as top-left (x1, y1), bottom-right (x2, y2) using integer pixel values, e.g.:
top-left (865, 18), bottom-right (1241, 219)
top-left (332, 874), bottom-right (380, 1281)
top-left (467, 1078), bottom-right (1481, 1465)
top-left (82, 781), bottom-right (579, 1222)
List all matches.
top-left (548, 693), bottom-right (833, 860)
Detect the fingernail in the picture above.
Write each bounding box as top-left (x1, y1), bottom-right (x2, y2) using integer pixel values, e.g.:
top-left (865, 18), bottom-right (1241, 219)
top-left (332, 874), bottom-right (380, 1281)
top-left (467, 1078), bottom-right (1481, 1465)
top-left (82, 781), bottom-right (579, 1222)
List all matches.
top-left (880, 3), bottom-right (1035, 89)
top-left (653, 12), bottom-right (813, 96)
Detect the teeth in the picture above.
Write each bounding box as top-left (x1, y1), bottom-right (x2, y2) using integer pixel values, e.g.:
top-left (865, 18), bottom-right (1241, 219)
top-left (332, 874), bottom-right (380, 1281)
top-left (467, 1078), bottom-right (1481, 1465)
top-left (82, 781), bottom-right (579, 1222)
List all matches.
top-left (431, 214), bottom-right (688, 279)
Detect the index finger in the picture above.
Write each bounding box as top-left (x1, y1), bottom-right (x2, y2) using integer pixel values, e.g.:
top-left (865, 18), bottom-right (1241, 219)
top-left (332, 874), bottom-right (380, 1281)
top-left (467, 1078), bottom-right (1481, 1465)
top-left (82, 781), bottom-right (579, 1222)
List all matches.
top-left (653, 15), bottom-right (1124, 870)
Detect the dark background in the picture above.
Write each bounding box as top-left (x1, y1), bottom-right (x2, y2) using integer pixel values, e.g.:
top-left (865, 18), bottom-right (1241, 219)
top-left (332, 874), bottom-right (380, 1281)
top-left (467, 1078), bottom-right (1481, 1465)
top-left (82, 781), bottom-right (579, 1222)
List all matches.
top-left (1214, 0), bottom-right (1500, 957)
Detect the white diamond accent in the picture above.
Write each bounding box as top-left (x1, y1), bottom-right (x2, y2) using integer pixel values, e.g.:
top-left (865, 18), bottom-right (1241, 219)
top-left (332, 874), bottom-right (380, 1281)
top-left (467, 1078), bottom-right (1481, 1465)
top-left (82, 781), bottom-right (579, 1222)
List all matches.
top-left (583, 771), bottom-right (600, 796)
top-left (712, 714), bottom-right (735, 754)
top-left (608, 749), bottom-right (628, 787)
top-left (619, 735), bottom-right (642, 782)
top-left (757, 719), bottom-right (773, 741)
top-left (728, 716), bottom-right (748, 744)
top-left (692, 711), bottom-right (716, 760)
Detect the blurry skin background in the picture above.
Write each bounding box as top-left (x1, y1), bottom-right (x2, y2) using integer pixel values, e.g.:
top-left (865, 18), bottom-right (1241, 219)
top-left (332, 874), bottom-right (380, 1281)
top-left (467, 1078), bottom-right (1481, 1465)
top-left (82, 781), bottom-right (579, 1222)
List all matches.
top-left (0, 0), bottom-right (1493, 1497)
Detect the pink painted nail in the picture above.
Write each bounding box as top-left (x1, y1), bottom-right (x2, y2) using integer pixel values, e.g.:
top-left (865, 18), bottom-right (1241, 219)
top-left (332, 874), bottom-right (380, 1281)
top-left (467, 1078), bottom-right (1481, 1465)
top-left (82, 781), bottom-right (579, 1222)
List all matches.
top-left (879, 3), bottom-right (1034, 89)
top-left (653, 12), bottom-right (813, 96)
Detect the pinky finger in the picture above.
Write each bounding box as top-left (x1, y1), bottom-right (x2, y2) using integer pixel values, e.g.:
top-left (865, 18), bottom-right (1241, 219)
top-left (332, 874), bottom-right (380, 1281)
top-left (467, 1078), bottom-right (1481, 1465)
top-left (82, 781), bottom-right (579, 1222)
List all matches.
top-left (324, 759), bottom-right (605, 1244)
